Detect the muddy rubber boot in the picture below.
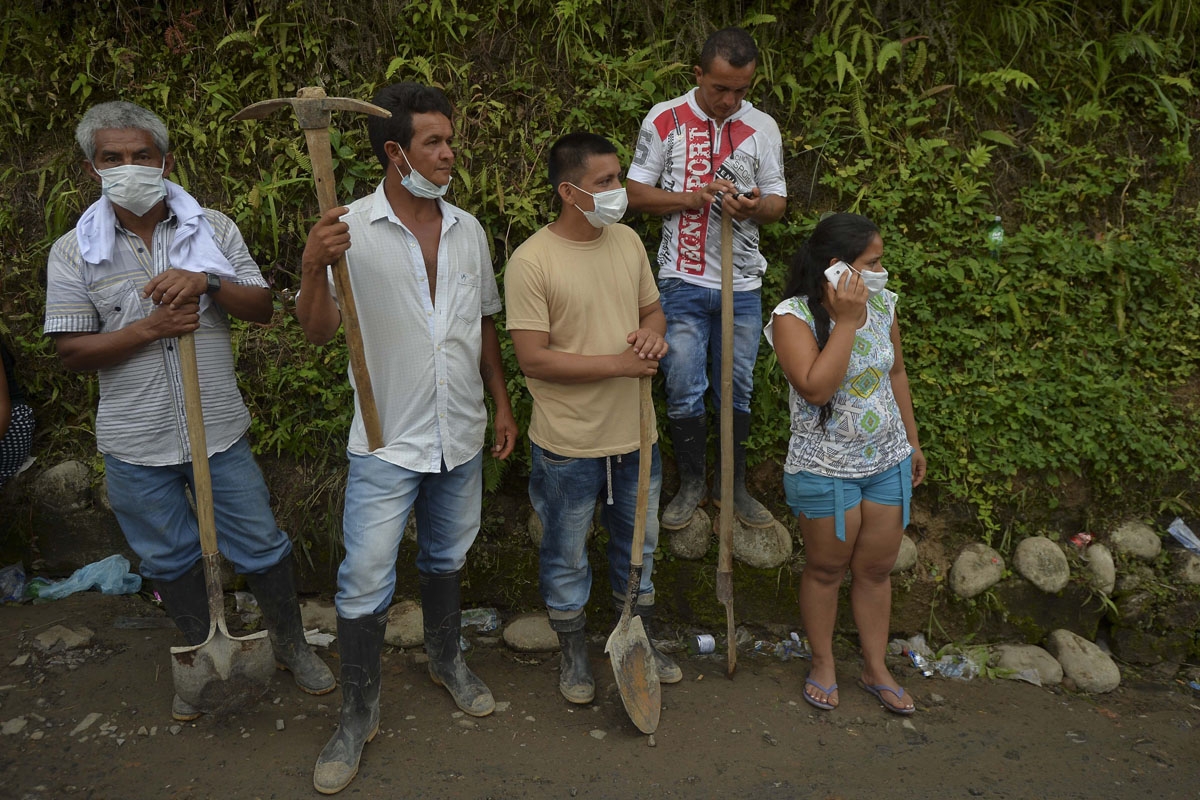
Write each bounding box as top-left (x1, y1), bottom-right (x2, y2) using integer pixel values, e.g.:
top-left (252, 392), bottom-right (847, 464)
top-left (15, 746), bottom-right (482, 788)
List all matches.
top-left (662, 415), bottom-right (708, 530)
top-left (713, 411), bottom-right (775, 528)
top-left (154, 561), bottom-right (210, 721)
top-left (245, 558), bottom-right (335, 695)
top-left (313, 611), bottom-right (387, 795)
top-left (617, 600), bottom-right (683, 684)
top-left (550, 613), bottom-right (594, 704)
top-left (420, 570), bottom-right (495, 717)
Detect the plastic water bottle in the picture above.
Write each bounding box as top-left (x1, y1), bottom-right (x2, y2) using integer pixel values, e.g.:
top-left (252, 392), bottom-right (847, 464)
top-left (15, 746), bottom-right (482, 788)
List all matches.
top-left (986, 215), bottom-right (1004, 259)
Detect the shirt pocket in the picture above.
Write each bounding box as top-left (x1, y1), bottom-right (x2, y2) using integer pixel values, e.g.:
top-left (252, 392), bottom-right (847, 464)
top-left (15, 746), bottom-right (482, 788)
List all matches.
top-left (453, 271), bottom-right (481, 324)
top-left (87, 280), bottom-right (146, 332)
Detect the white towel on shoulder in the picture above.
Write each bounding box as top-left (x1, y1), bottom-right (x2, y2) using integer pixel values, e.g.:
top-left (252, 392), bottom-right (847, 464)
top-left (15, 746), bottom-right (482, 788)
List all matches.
top-left (76, 181), bottom-right (238, 303)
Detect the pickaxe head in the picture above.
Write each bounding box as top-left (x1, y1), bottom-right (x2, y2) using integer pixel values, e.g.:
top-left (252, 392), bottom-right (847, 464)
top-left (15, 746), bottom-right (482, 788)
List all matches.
top-left (232, 86), bottom-right (390, 129)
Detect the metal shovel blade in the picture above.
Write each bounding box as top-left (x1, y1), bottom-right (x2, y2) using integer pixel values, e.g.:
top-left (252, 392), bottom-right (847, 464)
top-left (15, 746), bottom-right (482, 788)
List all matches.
top-left (604, 614), bottom-right (661, 734)
top-left (170, 619), bottom-right (274, 714)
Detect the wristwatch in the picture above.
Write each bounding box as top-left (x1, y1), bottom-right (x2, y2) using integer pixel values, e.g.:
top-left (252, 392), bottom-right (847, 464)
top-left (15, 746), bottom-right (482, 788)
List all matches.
top-left (204, 272), bottom-right (221, 295)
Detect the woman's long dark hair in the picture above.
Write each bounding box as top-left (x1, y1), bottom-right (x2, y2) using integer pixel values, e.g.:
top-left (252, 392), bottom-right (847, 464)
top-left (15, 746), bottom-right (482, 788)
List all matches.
top-left (781, 212), bottom-right (881, 428)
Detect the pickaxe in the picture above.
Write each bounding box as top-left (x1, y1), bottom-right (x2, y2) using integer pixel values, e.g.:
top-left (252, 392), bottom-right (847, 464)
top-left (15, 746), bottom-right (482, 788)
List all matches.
top-left (233, 87), bottom-right (389, 451)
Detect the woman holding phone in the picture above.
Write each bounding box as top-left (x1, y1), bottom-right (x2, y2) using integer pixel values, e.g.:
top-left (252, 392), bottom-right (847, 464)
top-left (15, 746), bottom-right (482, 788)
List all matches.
top-left (765, 212), bottom-right (925, 715)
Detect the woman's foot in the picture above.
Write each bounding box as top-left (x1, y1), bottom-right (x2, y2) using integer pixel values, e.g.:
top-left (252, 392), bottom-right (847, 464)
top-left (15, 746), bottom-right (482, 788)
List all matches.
top-left (803, 663), bottom-right (839, 710)
top-left (858, 668), bottom-right (914, 715)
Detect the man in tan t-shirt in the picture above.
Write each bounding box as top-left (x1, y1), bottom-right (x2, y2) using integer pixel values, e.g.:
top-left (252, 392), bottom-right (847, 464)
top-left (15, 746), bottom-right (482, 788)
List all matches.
top-left (505, 133), bottom-right (681, 704)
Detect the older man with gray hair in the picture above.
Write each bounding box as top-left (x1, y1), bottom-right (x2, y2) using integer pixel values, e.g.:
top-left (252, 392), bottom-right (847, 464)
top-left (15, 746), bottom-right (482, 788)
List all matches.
top-left (43, 100), bottom-right (333, 721)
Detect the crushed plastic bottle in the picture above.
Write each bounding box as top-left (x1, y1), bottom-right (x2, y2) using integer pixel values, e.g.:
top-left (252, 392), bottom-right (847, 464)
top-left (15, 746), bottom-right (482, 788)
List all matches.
top-left (1167, 517), bottom-right (1200, 556)
top-left (751, 632), bottom-right (811, 661)
top-left (891, 633), bottom-right (935, 676)
top-left (460, 607), bottom-right (499, 632)
top-left (986, 215), bottom-right (1004, 259)
top-left (933, 654), bottom-right (979, 680)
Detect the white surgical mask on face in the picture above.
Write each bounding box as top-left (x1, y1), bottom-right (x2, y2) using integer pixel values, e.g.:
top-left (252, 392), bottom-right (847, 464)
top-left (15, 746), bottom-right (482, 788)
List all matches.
top-left (855, 266), bottom-right (889, 296)
top-left (96, 161), bottom-right (167, 216)
top-left (568, 184), bottom-right (628, 228)
top-left (396, 146), bottom-right (449, 199)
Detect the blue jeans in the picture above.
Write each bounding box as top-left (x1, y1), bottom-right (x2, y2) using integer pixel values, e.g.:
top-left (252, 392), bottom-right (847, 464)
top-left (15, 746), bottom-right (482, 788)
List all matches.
top-left (657, 277), bottom-right (762, 419)
top-left (336, 449), bottom-right (483, 618)
top-left (529, 442), bottom-right (662, 617)
top-left (103, 436), bottom-right (291, 582)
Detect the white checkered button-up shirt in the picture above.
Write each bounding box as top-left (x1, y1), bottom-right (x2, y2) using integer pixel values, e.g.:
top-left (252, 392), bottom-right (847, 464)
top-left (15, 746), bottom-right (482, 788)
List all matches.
top-left (332, 183), bottom-right (501, 472)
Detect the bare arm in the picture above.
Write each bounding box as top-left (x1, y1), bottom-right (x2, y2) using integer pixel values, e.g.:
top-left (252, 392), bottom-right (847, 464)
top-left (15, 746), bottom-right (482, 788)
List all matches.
top-left (722, 190), bottom-right (787, 225)
top-left (480, 315), bottom-right (517, 460)
top-left (53, 300), bottom-right (201, 371)
top-left (296, 206), bottom-right (350, 345)
top-left (625, 177), bottom-right (736, 217)
top-left (889, 318), bottom-right (926, 487)
top-left (511, 326), bottom-right (662, 385)
top-left (770, 275), bottom-right (869, 406)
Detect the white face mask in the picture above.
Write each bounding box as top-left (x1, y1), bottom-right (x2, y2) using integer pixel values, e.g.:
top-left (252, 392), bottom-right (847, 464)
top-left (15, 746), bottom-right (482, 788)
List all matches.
top-left (855, 266), bottom-right (889, 296)
top-left (396, 146), bottom-right (449, 199)
top-left (569, 184), bottom-right (628, 228)
top-left (96, 161), bottom-right (167, 216)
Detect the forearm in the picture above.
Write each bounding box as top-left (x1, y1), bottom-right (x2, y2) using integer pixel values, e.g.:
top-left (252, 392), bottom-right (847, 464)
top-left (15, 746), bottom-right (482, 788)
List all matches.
top-left (518, 349), bottom-right (626, 384)
top-left (54, 325), bottom-right (163, 371)
top-left (627, 179), bottom-right (707, 217)
top-left (212, 283), bottom-right (273, 324)
top-left (794, 326), bottom-right (858, 405)
top-left (750, 194), bottom-right (787, 225)
top-left (296, 266), bottom-right (341, 345)
top-left (479, 317), bottom-right (514, 416)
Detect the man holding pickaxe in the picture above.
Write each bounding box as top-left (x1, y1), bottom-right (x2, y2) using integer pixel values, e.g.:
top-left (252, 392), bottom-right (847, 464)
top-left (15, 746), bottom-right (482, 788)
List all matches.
top-left (296, 82), bottom-right (517, 794)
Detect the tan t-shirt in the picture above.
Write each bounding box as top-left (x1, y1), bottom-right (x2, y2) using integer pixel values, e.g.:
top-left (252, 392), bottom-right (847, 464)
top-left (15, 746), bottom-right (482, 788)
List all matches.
top-left (505, 223), bottom-right (659, 457)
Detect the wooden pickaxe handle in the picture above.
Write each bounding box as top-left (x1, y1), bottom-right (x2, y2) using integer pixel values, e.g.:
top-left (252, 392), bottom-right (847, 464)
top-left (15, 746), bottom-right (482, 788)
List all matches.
top-left (301, 126), bottom-right (383, 451)
top-left (233, 87), bottom-right (387, 451)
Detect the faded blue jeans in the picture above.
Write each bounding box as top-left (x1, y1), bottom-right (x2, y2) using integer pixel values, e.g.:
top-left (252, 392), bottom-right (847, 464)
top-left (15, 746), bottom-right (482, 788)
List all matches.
top-left (336, 449), bottom-right (483, 619)
top-left (656, 276), bottom-right (762, 418)
top-left (104, 436), bottom-right (291, 582)
top-left (528, 442), bottom-right (662, 620)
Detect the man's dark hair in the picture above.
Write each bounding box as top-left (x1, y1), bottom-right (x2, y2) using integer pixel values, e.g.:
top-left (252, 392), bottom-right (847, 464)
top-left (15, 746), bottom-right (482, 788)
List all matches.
top-left (699, 27), bottom-right (759, 71)
top-left (367, 82), bottom-right (454, 170)
top-left (548, 133), bottom-right (618, 193)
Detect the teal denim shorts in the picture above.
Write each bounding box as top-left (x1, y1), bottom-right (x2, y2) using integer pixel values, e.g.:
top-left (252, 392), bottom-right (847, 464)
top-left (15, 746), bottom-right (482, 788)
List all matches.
top-left (783, 455), bottom-right (912, 541)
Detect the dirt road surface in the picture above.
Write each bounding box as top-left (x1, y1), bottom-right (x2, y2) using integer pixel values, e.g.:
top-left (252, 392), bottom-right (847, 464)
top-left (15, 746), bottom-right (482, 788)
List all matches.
top-left (1, 593), bottom-right (1196, 799)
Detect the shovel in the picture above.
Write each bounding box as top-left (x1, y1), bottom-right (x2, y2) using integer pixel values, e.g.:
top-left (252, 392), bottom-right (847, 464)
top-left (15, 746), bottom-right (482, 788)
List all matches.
top-left (717, 204), bottom-right (737, 677)
top-left (170, 331), bottom-right (275, 713)
top-left (605, 376), bottom-right (662, 734)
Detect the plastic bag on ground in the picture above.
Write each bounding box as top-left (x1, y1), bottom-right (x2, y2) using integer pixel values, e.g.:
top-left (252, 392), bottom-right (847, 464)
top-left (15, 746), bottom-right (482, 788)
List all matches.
top-left (1, 563), bottom-right (27, 602)
top-left (29, 555), bottom-right (141, 601)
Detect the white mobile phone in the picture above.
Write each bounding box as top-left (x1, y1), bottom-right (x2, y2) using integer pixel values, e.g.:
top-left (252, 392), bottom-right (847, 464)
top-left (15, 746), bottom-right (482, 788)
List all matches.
top-left (824, 261), bottom-right (851, 287)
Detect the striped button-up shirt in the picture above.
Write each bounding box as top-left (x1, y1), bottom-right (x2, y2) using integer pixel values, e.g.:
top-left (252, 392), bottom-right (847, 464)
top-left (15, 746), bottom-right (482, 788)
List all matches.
top-left (333, 183), bottom-right (501, 472)
top-left (44, 207), bottom-right (268, 466)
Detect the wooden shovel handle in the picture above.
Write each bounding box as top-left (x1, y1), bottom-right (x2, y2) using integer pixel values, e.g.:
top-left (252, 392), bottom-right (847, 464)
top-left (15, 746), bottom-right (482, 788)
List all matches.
top-left (718, 206), bottom-right (735, 574)
top-left (301, 126), bottom-right (383, 451)
top-left (178, 332), bottom-right (218, 558)
top-left (629, 376), bottom-right (654, 569)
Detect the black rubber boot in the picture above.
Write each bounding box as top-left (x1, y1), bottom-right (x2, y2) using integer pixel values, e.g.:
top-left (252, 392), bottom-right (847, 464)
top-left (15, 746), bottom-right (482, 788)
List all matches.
top-left (245, 558), bottom-right (335, 695)
top-left (420, 570), bottom-right (495, 717)
top-left (614, 599), bottom-right (683, 684)
top-left (662, 415), bottom-right (708, 530)
top-left (154, 560), bottom-right (210, 721)
top-left (549, 612), bottom-right (594, 704)
top-left (713, 411), bottom-right (775, 528)
top-left (313, 611), bottom-right (387, 795)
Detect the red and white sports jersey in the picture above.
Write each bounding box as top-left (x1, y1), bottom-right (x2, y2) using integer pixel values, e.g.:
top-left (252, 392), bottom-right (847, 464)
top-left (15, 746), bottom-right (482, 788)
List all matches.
top-left (628, 88), bottom-right (787, 291)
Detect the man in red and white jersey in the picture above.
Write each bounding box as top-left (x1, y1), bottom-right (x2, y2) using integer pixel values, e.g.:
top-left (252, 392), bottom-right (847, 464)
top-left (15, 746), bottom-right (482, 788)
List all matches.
top-left (627, 26), bottom-right (787, 531)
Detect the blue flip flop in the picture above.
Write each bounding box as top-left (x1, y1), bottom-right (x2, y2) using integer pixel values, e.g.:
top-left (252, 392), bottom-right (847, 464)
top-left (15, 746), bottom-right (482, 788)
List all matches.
top-left (859, 680), bottom-right (915, 715)
top-left (803, 676), bottom-right (838, 711)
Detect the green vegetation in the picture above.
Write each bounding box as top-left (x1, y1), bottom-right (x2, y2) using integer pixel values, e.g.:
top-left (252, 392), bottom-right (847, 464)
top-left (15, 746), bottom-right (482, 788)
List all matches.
top-left (2, 0), bottom-right (1197, 548)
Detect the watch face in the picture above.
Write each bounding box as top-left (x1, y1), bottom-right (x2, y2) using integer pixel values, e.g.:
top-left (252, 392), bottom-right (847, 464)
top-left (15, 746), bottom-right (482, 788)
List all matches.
top-left (206, 273), bottom-right (220, 293)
